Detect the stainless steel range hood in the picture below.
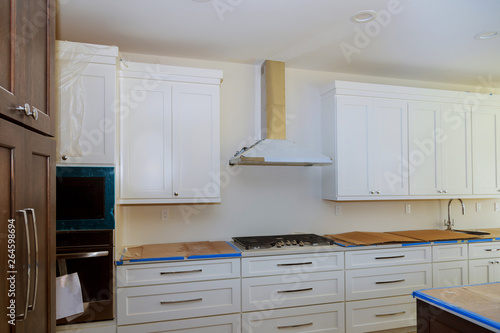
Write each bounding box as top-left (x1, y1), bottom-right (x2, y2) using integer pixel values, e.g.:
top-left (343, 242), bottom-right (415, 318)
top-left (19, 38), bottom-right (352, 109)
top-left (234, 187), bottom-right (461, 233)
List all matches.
top-left (229, 60), bottom-right (332, 166)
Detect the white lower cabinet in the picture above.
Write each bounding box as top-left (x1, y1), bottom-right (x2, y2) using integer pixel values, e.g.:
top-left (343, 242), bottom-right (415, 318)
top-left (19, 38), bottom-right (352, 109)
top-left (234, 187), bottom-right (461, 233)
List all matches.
top-left (117, 314), bottom-right (241, 333)
top-left (242, 303), bottom-right (345, 333)
top-left (345, 263), bottom-right (432, 301)
top-left (346, 295), bottom-right (416, 333)
top-left (468, 241), bottom-right (500, 284)
top-left (432, 261), bottom-right (468, 287)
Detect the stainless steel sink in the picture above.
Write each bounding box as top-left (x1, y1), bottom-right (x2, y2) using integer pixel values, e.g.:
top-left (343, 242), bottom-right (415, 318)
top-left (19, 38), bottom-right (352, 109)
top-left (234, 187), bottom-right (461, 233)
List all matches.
top-left (453, 229), bottom-right (490, 236)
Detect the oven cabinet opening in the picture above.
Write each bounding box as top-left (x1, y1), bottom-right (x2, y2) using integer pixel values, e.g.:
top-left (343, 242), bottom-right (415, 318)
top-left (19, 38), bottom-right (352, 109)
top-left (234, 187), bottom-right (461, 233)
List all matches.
top-left (56, 230), bottom-right (114, 325)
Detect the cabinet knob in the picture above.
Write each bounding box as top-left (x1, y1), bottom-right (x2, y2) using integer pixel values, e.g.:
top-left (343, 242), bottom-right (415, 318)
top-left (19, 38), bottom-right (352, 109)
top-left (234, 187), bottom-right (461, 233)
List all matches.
top-left (15, 103), bottom-right (31, 117)
top-left (174, 192), bottom-right (179, 197)
top-left (376, 191), bottom-right (381, 194)
top-left (371, 191), bottom-right (375, 194)
top-left (443, 190), bottom-right (447, 193)
top-left (62, 155), bottom-right (68, 161)
top-left (438, 190), bottom-right (442, 193)
top-left (491, 261), bottom-right (496, 264)
top-left (31, 107), bottom-right (39, 120)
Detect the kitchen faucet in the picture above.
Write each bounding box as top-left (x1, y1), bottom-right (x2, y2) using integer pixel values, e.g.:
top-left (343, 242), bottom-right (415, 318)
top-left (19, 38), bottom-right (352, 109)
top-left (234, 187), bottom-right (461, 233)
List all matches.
top-left (445, 199), bottom-right (465, 230)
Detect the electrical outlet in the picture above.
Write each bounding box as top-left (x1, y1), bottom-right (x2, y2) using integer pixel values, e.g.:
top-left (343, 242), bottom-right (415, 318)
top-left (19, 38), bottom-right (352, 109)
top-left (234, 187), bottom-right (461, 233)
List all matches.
top-left (405, 204), bottom-right (411, 214)
top-left (495, 202), bottom-right (500, 212)
top-left (335, 205), bottom-right (342, 216)
top-left (476, 203), bottom-right (482, 212)
top-left (161, 209), bottom-right (169, 221)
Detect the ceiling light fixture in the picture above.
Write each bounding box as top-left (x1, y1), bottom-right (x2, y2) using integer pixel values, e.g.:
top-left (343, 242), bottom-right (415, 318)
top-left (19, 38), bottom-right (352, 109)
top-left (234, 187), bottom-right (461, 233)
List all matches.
top-left (350, 10), bottom-right (378, 23)
top-left (474, 30), bottom-right (499, 40)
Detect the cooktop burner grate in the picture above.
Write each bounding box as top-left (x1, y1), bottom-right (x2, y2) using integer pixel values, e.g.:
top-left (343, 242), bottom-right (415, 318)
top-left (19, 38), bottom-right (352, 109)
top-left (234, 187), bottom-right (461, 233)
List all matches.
top-left (232, 233), bottom-right (335, 250)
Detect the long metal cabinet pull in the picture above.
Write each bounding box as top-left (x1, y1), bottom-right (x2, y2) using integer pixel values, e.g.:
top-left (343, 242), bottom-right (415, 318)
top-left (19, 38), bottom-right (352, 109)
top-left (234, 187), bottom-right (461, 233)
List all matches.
top-left (16, 210), bottom-right (31, 321)
top-left (277, 287), bottom-right (313, 293)
top-left (375, 279), bottom-right (406, 284)
top-left (56, 251), bottom-right (109, 259)
top-left (26, 208), bottom-right (38, 312)
top-left (160, 297), bottom-right (203, 304)
top-left (375, 311), bottom-right (406, 317)
top-left (160, 269), bottom-right (203, 275)
top-left (375, 255), bottom-right (405, 260)
top-left (277, 262), bottom-right (313, 266)
top-left (277, 322), bottom-right (313, 329)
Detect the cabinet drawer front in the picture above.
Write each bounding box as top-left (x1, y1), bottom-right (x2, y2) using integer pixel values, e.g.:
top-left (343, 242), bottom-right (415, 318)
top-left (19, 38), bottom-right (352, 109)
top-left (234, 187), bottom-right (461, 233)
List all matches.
top-left (242, 303), bottom-right (344, 333)
top-left (432, 261), bottom-right (468, 288)
top-left (117, 314), bottom-right (241, 333)
top-left (432, 244), bottom-right (468, 262)
top-left (116, 259), bottom-right (240, 287)
top-left (345, 247), bottom-right (431, 269)
top-left (469, 242), bottom-right (500, 259)
top-left (242, 252), bottom-right (344, 277)
top-left (242, 271), bottom-right (344, 312)
top-left (345, 264), bottom-right (432, 301)
top-left (117, 279), bottom-right (240, 325)
top-left (346, 295), bottom-right (416, 333)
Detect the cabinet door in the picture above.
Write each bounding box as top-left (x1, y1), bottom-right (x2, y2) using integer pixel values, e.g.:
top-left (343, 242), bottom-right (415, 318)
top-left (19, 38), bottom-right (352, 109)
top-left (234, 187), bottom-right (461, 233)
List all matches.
top-left (408, 102), bottom-right (442, 195)
top-left (17, 131), bottom-right (55, 333)
top-left (432, 261), bottom-right (468, 288)
top-left (472, 107), bottom-right (500, 194)
top-left (468, 259), bottom-right (497, 284)
top-left (0, 0), bottom-right (25, 123)
top-left (440, 104), bottom-right (472, 195)
top-left (57, 63), bottom-right (116, 164)
top-left (372, 99), bottom-right (408, 196)
top-left (172, 83), bottom-right (220, 200)
top-left (24, 0), bottom-right (56, 136)
top-left (120, 78), bottom-right (173, 199)
top-left (336, 96), bottom-right (372, 196)
top-left (0, 119), bottom-right (25, 333)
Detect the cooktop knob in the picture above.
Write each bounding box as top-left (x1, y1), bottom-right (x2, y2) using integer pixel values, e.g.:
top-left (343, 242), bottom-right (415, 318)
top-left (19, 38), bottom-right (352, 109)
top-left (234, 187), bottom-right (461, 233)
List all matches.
top-left (285, 240), bottom-right (291, 246)
top-left (299, 241), bottom-right (304, 246)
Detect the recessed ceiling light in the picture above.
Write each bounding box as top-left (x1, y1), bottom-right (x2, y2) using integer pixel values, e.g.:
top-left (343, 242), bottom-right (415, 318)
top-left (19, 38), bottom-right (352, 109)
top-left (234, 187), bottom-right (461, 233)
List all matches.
top-left (350, 10), bottom-right (378, 23)
top-left (474, 30), bottom-right (499, 40)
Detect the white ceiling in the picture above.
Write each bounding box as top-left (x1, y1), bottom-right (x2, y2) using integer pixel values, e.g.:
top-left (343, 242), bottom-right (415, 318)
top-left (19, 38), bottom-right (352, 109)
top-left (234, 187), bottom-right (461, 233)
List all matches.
top-left (57, 0), bottom-right (500, 86)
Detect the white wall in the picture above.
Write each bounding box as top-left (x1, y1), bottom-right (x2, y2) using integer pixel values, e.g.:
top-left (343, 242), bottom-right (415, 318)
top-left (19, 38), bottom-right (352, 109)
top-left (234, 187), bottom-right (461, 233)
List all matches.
top-left (116, 53), bottom-right (500, 249)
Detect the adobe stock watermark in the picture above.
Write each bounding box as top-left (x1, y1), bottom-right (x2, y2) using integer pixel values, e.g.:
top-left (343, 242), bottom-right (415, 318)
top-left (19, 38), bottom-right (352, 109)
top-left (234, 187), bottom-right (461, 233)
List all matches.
top-left (211, 0), bottom-right (244, 21)
top-left (340, 0), bottom-right (405, 64)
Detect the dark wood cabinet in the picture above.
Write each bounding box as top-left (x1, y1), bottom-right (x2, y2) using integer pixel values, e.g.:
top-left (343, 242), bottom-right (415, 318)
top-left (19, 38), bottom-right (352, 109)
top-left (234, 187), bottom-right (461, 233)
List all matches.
top-left (1, 0), bottom-right (55, 331)
top-left (0, 0), bottom-right (55, 136)
top-left (0, 119), bottom-right (56, 333)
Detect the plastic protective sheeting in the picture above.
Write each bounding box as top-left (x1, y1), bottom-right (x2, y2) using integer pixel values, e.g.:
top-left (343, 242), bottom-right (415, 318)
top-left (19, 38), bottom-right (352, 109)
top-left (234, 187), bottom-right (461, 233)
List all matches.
top-left (56, 41), bottom-right (117, 157)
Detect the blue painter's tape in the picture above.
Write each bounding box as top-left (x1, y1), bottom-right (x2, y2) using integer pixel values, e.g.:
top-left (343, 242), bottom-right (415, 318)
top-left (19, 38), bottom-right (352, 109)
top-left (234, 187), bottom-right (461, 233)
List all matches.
top-left (402, 242), bottom-right (431, 246)
top-left (188, 253), bottom-right (242, 260)
top-left (226, 241), bottom-right (242, 253)
top-left (433, 240), bottom-right (460, 244)
top-left (468, 238), bottom-right (494, 243)
top-left (116, 261), bottom-right (123, 265)
top-left (129, 256), bottom-right (185, 263)
top-left (413, 287), bottom-right (500, 331)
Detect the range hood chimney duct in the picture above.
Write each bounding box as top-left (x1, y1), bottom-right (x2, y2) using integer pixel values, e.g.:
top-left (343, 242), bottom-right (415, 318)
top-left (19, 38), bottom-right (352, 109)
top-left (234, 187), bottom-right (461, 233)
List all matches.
top-left (229, 60), bottom-right (332, 166)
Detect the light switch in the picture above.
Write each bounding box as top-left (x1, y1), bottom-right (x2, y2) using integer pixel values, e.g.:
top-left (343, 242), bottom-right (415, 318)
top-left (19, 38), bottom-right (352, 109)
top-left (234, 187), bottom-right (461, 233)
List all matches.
top-left (476, 203), bottom-right (482, 212)
top-left (335, 205), bottom-right (342, 216)
top-left (405, 204), bottom-right (411, 214)
top-left (495, 202), bottom-right (500, 212)
top-left (161, 209), bottom-right (169, 220)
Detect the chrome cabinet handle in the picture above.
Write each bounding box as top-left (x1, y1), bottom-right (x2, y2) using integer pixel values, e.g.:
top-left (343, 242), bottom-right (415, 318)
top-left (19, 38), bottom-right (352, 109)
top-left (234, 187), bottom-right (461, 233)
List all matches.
top-left (376, 311), bottom-right (406, 317)
top-left (174, 192), bottom-right (179, 196)
top-left (485, 248), bottom-right (500, 252)
top-left (277, 262), bottom-right (313, 267)
top-left (56, 251), bottom-right (109, 259)
top-left (443, 190), bottom-right (448, 193)
top-left (375, 255), bottom-right (405, 260)
top-left (31, 107), bottom-right (39, 120)
top-left (377, 191), bottom-right (381, 194)
top-left (160, 269), bottom-right (202, 275)
top-left (15, 103), bottom-right (31, 117)
top-left (277, 287), bottom-right (313, 293)
top-left (375, 278), bottom-right (406, 284)
top-left (371, 191), bottom-right (375, 194)
top-left (16, 210), bottom-right (31, 321)
top-left (277, 322), bottom-right (313, 329)
top-left (26, 209), bottom-right (38, 312)
top-left (160, 297), bottom-right (202, 304)
top-left (438, 190), bottom-right (443, 193)
top-left (62, 155), bottom-right (68, 161)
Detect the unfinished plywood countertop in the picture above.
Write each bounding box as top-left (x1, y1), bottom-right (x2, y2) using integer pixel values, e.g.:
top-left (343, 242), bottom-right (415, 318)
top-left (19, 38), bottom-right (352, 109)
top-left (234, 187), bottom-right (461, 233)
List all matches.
top-left (118, 241), bottom-right (241, 264)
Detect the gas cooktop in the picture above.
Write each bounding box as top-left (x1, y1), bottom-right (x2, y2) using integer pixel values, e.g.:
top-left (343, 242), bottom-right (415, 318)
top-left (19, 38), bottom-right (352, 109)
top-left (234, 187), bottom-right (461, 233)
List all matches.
top-left (232, 233), bottom-right (335, 251)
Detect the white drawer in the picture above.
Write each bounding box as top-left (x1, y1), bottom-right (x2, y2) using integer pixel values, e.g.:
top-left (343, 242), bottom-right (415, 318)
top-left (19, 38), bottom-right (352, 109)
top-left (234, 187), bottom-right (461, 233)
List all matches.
top-left (117, 279), bottom-right (241, 325)
top-left (116, 258), bottom-right (240, 287)
top-left (345, 263), bottom-right (432, 301)
top-left (241, 252), bottom-right (344, 277)
top-left (242, 271), bottom-right (344, 312)
top-left (117, 314), bottom-right (241, 333)
top-left (242, 303), bottom-right (345, 333)
top-left (432, 261), bottom-right (468, 288)
top-left (345, 246), bottom-right (431, 269)
top-left (469, 241), bottom-right (500, 259)
top-left (346, 295), bottom-right (416, 333)
top-left (432, 244), bottom-right (468, 262)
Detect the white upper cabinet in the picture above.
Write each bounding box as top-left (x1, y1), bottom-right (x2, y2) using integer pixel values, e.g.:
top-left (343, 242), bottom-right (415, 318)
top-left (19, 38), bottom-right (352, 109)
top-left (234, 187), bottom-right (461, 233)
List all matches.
top-left (56, 41), bottom-right (118, 165)
top-left (321, 81), bottom-right (497, 201)
top-left (326, 95), bottom-right (408, 199)
top-left (472, 106), bottom-right (500, 195)
top-left (118, 62), bottom-right (222, 204)
top-left (408, 102), bottom-right (472, 196)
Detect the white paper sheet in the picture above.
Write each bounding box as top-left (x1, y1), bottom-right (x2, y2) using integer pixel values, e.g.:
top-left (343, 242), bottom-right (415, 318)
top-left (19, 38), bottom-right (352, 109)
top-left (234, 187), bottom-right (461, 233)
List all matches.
top-left (56, 273), bottom-right (84, 320)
